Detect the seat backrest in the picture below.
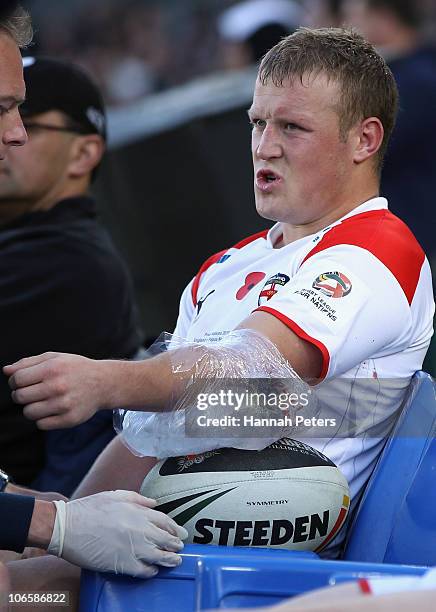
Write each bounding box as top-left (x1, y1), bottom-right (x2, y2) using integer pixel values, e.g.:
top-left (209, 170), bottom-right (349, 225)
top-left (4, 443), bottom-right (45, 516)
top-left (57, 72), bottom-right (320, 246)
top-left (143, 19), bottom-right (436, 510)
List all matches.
top-left (344, 371), bottom-right (436, 564)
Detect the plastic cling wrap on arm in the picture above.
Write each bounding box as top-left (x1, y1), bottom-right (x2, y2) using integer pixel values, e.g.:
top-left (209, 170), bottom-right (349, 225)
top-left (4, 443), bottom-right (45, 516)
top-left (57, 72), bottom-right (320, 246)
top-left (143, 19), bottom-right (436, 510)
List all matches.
top-left (114, 329), bottom-right (317, 458)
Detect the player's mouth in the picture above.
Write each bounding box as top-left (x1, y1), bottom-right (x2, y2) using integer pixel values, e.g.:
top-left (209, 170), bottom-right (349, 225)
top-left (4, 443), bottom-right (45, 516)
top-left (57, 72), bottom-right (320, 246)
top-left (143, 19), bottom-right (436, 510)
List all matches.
top-left (255, 169), bottom-right (282, 192)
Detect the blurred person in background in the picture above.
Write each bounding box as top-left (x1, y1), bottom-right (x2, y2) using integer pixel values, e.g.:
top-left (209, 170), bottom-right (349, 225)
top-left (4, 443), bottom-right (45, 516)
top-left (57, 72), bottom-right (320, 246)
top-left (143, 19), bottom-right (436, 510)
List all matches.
top-left (302, 0), bottom-right (344, 28)
top-left (70, 1), bottom-right (167, 105)
top-left (343, 0), bottom-right (436, 376)
top-left (343, 0), bottom-right (436, 275)
top-left (22, 0), bottom-right (168, 106)
top-left (25, 0), bottom-right (221, 105)
top-left (218, 0), bottom-right (303, 70)
top-left (0, 57), bottom-right (143, 496)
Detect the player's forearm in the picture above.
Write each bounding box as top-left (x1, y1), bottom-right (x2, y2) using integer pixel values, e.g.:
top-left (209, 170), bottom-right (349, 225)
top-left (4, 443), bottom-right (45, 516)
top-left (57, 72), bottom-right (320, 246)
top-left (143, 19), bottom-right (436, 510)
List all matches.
top-left (97, 351), bottom-right (177, 411)
top-left (71, 437), bottom-right (157, 499)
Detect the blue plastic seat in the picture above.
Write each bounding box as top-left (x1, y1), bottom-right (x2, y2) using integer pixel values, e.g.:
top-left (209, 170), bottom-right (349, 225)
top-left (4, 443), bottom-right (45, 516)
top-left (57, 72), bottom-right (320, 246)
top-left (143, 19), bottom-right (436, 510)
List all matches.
top-left (80, 545), bottom-right (426, 611)
top-left (344, 371), bottom-right (436, 564)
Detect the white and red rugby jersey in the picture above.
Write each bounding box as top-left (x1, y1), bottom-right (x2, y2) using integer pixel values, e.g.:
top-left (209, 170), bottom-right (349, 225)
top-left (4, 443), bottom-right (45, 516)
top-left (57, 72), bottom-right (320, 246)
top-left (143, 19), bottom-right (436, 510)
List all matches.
top-left (176, 197), bottom-right (433, 379)
top-left (173, 197), bottom-right (434, 505)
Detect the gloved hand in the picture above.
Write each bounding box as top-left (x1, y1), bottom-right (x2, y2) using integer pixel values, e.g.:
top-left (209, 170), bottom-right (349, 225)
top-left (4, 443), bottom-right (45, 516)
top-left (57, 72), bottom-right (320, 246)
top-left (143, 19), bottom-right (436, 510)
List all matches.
top-left (47, 490), bottom-right (188, 578)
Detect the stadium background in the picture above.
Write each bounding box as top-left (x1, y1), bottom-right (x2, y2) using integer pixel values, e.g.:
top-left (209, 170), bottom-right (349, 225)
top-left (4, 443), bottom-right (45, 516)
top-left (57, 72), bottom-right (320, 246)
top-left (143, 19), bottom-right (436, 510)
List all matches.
top-left (20, 0), bottom-right (436, 373)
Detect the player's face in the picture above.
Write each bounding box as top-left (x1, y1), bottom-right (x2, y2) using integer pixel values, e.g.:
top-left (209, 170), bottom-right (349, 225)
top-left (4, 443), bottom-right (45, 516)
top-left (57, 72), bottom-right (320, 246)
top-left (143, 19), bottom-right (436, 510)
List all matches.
top-left (249, 74), bottom-right (358, 238)
top-left (0, 110), bottom-right (78, 219)
top-left (0, 32), bottom-right (27, 160)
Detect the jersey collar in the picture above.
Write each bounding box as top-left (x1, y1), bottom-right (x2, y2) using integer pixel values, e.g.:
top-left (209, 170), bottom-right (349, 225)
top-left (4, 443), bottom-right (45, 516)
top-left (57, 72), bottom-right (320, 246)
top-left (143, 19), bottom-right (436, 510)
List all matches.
top-left (266, 197), bottom-right (388, 249)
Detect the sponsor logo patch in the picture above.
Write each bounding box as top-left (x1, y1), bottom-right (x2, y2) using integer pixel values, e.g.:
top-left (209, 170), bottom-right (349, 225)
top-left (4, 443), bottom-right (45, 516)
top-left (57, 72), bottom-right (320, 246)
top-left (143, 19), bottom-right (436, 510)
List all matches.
top-left (312, 272), bottom-right (352, 298)
top-left (258, 273), bottom-right (290, 306)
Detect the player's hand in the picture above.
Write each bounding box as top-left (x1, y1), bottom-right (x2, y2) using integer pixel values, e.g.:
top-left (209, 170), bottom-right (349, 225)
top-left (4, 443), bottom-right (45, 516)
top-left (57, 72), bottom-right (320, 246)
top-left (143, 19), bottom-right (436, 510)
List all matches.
top-left (48, 491), bottom-right (189, 578)
top-left (3, 352), bottom-right (107, 430)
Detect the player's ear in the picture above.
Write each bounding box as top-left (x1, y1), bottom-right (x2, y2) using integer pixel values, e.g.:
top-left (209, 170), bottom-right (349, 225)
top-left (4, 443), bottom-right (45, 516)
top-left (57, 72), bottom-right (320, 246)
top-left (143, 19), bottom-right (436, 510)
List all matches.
top-left (67, 134), bottom-right (105, 179)
top-left (353, 117), bottom-right (384, 164)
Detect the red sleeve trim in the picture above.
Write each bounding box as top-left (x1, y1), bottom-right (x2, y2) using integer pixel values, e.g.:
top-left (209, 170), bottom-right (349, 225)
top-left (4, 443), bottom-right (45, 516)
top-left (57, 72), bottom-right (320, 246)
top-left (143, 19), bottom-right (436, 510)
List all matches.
top-left (191, 230), bottom-right (269, 306)
top-left (191, 250), bottom-right (227, 306)
top-left (358, 579), bottom-right (372, 595)
top-left (301, 210), bottom-right (425, 305)
top-left (254, 306), bottom-right (330, 380)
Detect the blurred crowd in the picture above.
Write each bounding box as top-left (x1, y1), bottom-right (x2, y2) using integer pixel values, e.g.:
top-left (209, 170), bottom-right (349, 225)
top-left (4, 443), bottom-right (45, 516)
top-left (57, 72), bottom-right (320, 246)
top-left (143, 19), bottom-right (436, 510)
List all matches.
top-left (23, 0), bottom-right (236, 106)
top-left (22, 0), bottom-right (436, 107)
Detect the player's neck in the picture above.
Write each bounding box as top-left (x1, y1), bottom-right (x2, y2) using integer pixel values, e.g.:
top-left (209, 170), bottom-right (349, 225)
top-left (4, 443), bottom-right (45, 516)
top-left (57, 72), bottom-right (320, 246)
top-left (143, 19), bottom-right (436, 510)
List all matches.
top-left (279, 193), bottom-right (379, 247)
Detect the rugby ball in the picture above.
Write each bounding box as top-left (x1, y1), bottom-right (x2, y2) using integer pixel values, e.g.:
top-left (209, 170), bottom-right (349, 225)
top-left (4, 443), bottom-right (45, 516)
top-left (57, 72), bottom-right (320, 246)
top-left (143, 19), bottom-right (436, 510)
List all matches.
top-left (140, 438), bottom-right (350, 552)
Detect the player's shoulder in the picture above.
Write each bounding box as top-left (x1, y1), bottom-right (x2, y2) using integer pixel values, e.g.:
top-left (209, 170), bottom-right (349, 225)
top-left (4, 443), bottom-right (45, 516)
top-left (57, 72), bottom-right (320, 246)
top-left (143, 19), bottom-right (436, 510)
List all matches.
top-left (302, 209), bottom-right (426, 305)
top-left (191, 230), bottom-right (269, 305)
top-left (303, 209), bottom-right (424, 262)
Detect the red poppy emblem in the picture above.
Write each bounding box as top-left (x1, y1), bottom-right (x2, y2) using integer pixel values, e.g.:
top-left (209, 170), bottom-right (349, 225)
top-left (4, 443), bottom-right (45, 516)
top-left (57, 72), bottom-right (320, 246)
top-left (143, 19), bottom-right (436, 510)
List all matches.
top-left (236, 272), bottom-right (266, 300)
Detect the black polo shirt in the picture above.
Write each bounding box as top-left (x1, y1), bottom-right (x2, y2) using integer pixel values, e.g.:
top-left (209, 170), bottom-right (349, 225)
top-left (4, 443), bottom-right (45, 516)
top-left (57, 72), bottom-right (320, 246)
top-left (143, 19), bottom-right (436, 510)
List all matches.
top-left (0, 196), bottom-right (143, 487)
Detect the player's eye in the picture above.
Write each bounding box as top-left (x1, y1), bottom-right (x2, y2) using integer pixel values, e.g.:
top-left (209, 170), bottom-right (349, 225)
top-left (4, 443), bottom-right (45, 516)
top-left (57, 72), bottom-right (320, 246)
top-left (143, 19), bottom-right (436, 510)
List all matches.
top-left (250, 118), bottom-right (266, 129)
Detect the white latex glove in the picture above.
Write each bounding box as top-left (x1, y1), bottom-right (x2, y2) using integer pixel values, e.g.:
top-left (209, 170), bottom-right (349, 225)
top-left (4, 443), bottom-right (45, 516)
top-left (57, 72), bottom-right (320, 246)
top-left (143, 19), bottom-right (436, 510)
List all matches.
top-left (47, 490), bottom-right (188, 578)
